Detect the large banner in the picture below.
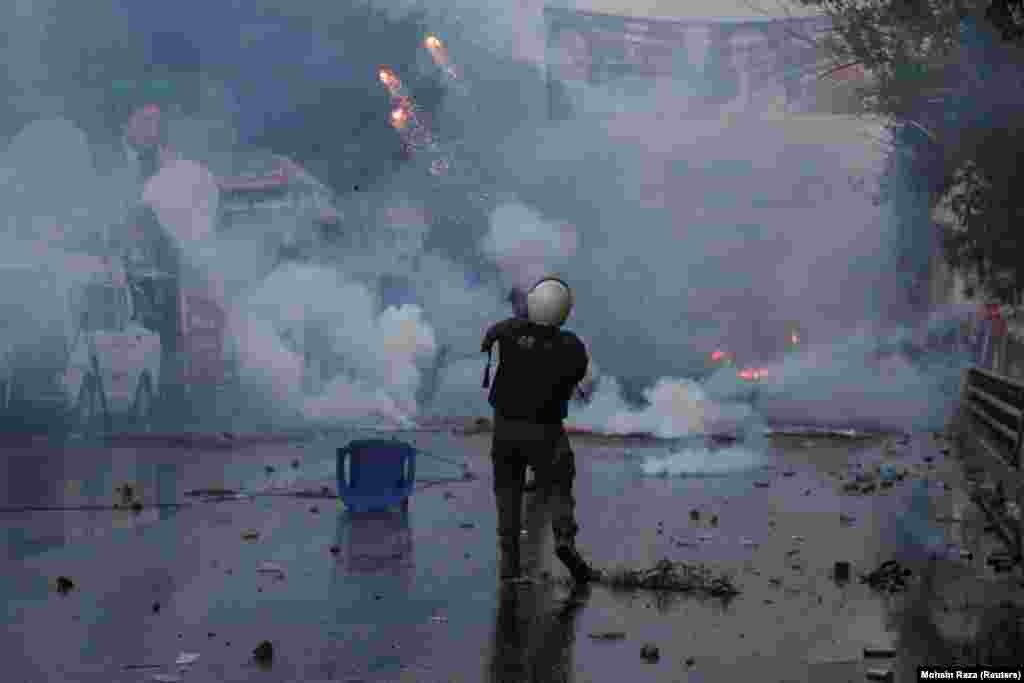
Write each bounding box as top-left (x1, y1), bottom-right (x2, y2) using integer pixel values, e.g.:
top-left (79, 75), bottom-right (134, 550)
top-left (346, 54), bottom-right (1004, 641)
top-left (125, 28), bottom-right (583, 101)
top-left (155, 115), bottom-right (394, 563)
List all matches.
top-left (544, 7), bottom-right (833, 118)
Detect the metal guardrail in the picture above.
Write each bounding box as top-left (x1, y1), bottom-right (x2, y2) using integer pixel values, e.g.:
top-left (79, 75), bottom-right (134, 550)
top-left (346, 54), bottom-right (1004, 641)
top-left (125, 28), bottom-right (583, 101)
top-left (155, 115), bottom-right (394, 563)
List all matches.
top-left (957, 366), bottom-right (1024, 559)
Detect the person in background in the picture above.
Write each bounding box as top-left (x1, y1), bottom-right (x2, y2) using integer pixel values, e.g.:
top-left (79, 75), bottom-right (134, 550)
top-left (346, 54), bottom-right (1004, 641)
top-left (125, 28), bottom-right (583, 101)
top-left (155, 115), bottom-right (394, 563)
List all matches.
top-left (482, 277), bottom-right (599, 584)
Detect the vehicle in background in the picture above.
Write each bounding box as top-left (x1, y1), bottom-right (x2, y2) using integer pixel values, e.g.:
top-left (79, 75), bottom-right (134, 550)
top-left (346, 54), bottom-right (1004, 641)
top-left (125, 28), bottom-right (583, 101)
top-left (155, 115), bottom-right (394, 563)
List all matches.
top-left (214, 150), bottom-right (342, 260)
top-left (0, 253), bottom-right (161, 435)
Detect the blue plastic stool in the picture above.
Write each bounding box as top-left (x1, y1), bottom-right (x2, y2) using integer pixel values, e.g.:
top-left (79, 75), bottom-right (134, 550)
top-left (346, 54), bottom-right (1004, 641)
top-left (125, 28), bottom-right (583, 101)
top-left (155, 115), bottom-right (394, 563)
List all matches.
top-left (336, 439), bottom-right (417, 513)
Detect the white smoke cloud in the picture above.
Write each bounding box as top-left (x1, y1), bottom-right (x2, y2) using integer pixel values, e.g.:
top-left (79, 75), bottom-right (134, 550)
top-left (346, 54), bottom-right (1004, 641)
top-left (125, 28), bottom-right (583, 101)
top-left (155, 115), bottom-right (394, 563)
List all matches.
top-left (481, 200), bottom-right (578, 290)
top-left (231, 263), bottom-right (437, 426)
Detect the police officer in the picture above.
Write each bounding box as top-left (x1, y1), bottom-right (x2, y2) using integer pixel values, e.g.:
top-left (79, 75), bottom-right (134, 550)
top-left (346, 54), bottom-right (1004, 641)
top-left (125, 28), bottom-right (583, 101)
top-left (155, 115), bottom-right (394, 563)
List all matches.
top-left (482, 277), bottom-right (598, 584)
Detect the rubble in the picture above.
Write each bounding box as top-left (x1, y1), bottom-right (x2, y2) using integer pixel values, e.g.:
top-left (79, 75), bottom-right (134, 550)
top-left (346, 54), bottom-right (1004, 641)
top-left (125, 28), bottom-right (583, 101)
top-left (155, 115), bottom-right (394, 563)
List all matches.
top-left (833, 561), bottom-right (851, 582)
top-left (588, 631), bottom-right (626, 641)
top-left (866, 669), bottom-right (894, 681)
top-left (601, 559), bottom-right (740, 597)
top-left (709, 514), bottom-right (719, 527)
top-left (859, 560), bottom-right (912, 593)
top-left (253, 640), bottom-right (274, 666)
top-left (174, 653), bottom-right (200, 666)
top-left (640, 644), bottom-right (660, 662)
top-left (55, 576), bottom-right (75, 595)
top-left (241, 530), bottom-right (260, 541)
top-left (753, 480), bottom-right (771, 488)
top-left (152, 601), bottom-right (160, 614)
top-left (863, 647), bottom-right (896, 658)
top-left (689, 509), bottom-right (700, 521)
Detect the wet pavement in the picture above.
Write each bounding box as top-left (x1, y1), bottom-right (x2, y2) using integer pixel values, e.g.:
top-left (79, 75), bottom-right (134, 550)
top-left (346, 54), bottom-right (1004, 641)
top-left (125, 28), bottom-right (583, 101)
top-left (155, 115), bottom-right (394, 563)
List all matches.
top-left (1, 427), bottom-right (1022, 682)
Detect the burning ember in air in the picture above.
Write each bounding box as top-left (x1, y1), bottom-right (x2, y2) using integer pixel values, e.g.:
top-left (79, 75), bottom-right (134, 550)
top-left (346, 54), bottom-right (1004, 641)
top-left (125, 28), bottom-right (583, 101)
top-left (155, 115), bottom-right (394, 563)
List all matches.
top-left (738, 368), bottom-right (768, 382)
top-left (377, 64), bottom-right (450, 175)
top-left (423, 34), bottom-right (461, 83)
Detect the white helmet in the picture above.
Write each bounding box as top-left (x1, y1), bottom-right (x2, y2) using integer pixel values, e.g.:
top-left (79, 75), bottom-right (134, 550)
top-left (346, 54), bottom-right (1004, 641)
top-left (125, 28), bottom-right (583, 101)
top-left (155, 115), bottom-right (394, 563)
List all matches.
top-left (527, 277), bottom-right (573, 327)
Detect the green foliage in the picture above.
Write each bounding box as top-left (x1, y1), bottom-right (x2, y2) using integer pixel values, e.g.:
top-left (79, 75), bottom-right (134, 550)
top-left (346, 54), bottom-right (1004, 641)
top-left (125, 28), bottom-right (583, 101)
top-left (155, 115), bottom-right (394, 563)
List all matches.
top-left (797, 0), bottom-right (1024, 303)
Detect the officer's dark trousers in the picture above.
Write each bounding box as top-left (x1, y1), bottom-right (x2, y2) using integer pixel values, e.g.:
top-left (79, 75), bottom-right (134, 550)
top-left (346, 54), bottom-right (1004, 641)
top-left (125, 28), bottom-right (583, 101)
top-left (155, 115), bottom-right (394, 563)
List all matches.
top-left (491, 415), bottom-right (579, 546)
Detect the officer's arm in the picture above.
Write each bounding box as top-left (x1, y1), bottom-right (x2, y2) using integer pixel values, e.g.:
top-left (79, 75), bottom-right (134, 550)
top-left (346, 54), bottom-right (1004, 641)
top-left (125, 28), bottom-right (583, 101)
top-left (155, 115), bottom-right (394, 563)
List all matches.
top-left (570, 336), bottom-right (589, 385)
top-left (482, 319), bottom-right (510, 352)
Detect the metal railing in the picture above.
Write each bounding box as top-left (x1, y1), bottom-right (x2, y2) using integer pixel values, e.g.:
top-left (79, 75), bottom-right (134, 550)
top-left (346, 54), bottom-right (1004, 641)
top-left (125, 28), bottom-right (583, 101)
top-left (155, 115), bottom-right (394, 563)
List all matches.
top-left (957, 365), bottom-right (1024, 559)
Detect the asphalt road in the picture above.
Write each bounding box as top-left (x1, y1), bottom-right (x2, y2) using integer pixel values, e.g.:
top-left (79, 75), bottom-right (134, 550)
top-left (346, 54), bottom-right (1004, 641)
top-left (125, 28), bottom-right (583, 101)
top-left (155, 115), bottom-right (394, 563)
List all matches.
top-left (1, 427), bottom-right (1021, 682)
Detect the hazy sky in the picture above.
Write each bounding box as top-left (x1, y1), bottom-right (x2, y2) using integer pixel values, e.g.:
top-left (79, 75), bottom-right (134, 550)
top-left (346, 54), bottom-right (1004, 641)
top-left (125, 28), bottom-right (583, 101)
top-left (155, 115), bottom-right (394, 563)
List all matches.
top-left (571, 0), bottom-right (816, 21)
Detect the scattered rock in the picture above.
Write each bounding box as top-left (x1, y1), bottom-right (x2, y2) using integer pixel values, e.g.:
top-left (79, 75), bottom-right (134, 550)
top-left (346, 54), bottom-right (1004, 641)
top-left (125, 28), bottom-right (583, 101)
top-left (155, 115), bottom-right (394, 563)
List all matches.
top-left (253, 640), bottom-right (273, 665)
top-left (329, 545), bottom-right (340, 555)
top-left (320, 486), bottom-right (330, 496)
top-left (839, 514), bottom-right (856, 526)
top-left (459, 522), bottom-right (476, 529)
top-left (782, 470), bottom-right (796, 477)
top-left (589, 631), bottom-right (626, 641)
top-left (130, 500), bottom-right (144, 512)
top-left (208, 632), bottom-right (216, 638)
top-left (152, 601), bottom-right (160, 614)
top-left (443, 492), bottom-right (455, 500)
top-left (685, 657), bottom-right (695, 667)
top-left (923, 455), bottom-right (934, 463)
top-left (710, 515), bottom-right (719, 527)
top-left (257, 562), bottom-right (286, 577)
top-left (241, 530), bottom-right (260, 541)
top-left (55, 576), bottom-right (75, 595)
top-left (842, 482), bottom-right (861, 494)
top-left (175, 653), bottom-right (200, 666)
top-left (860, 560), bottom-right (911, 593)
top-left (753, 480), bottom-right (771, 488)
top-left (430, 615), bottom-right (448, 624)
top-left (151, 675), bottom-right (183, 683)
top-left (861, 483), bottom-right (877, 494)
top-left (863, 647), bottom-right (896, 658)
top-left (309, 505), bottom-right (319, 514)
top-left (264, 465), bottom-right (276, 475)
top-left (866, 668), bottom-right (894, 681)
top-left (689, 509), bottom-right (700, 521)
top-left (740, 538), bottom-right (758, 548)
top-left (640, 644), bottom-right (660, 662)
top-left (291, 458), bottom-right (300, 469)
top-left (833, 561), bottom-right (851, 582)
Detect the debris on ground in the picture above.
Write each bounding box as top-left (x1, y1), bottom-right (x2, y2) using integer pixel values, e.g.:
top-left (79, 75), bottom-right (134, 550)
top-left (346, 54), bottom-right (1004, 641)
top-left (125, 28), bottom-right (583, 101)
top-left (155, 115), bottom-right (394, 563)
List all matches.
top-left (55, 576), bottom-right (75, 595)
top-left (329, 545), bottom-right (340, 555)
top-left (152, 601), bottom-right (160, 613)
top-left (151, 674), bottom-right (183, 683)
top-left (241, 530), bottom-right (260, 541)
top-left (640, 644), bottom-right (660, 662)
top-left (253, 640), bottom-right (273, 666)
top-left (443, 491), bottom-right (455, 500)
top-left (689, 509), bottom-right (700, 521)
top-left (459, 522), bottom-right (476, 529)
top-left (753, 480), bottom-right (771, 488)
top-left (291, 458), bottom-right (300, 468)
top-left (863, 647), bottom-right (896, 658)
top-left (709, 514), bottom-right (719, 527)
top-left (175, 653), bottom-right (200, 666)
top-left (840, 513), bottom-right (856, 526)
top-left (685, 657), bottom-right (695, 667)
top-left (866, 668), bottom-right (895, 681)
top-left (309, 505), bottom-right (319, 514)
top-left (130, 500), bottom-right (144, 512)
top-left (264, 465), bottom-right (276, 475)
top-left (860, 560), bottom-right (912, 593)
top-left (186, 488), bottom-right (239, 498)
top-left (589, 631), bottom-right (626, 641)
top-left (257, 562), bottom-right (286, 578)
top-left (833, 561), bottom-right (851, 582)
top-left (430, 616), bottom-right (448, 624)
top-left (600, 559), bottom-right (740, 597)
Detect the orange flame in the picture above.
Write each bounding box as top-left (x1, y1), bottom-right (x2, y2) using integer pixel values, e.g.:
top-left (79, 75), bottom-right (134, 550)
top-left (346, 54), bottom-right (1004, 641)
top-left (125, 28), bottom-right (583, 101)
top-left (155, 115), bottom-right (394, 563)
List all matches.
top-left (390, 107), bottom-right (409, 129)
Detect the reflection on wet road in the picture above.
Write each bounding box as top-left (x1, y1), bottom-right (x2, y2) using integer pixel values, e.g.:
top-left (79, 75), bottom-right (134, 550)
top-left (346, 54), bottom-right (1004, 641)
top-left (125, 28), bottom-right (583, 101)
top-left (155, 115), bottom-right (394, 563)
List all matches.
top-left (0, 430), bottom-right (1020, 682)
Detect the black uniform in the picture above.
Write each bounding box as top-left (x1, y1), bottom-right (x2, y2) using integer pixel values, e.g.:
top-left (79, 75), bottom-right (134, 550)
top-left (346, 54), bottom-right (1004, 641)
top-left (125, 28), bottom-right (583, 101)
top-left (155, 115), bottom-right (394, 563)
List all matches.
top-left (481, 317), bottom-right (593, 582)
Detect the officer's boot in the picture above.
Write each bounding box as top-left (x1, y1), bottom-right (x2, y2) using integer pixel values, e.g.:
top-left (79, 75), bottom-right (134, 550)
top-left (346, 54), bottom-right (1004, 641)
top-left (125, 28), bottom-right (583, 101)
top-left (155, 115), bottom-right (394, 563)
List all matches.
top-left (499, 536), bottom-right (521, 581)
top-left (554, 534), bottom-right (600, 585)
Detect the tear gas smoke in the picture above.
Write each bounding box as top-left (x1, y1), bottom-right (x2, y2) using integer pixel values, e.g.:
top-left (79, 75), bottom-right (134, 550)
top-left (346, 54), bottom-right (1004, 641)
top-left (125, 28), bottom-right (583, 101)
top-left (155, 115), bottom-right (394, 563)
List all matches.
top-left (0, 2), bottom-right (971, 439)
